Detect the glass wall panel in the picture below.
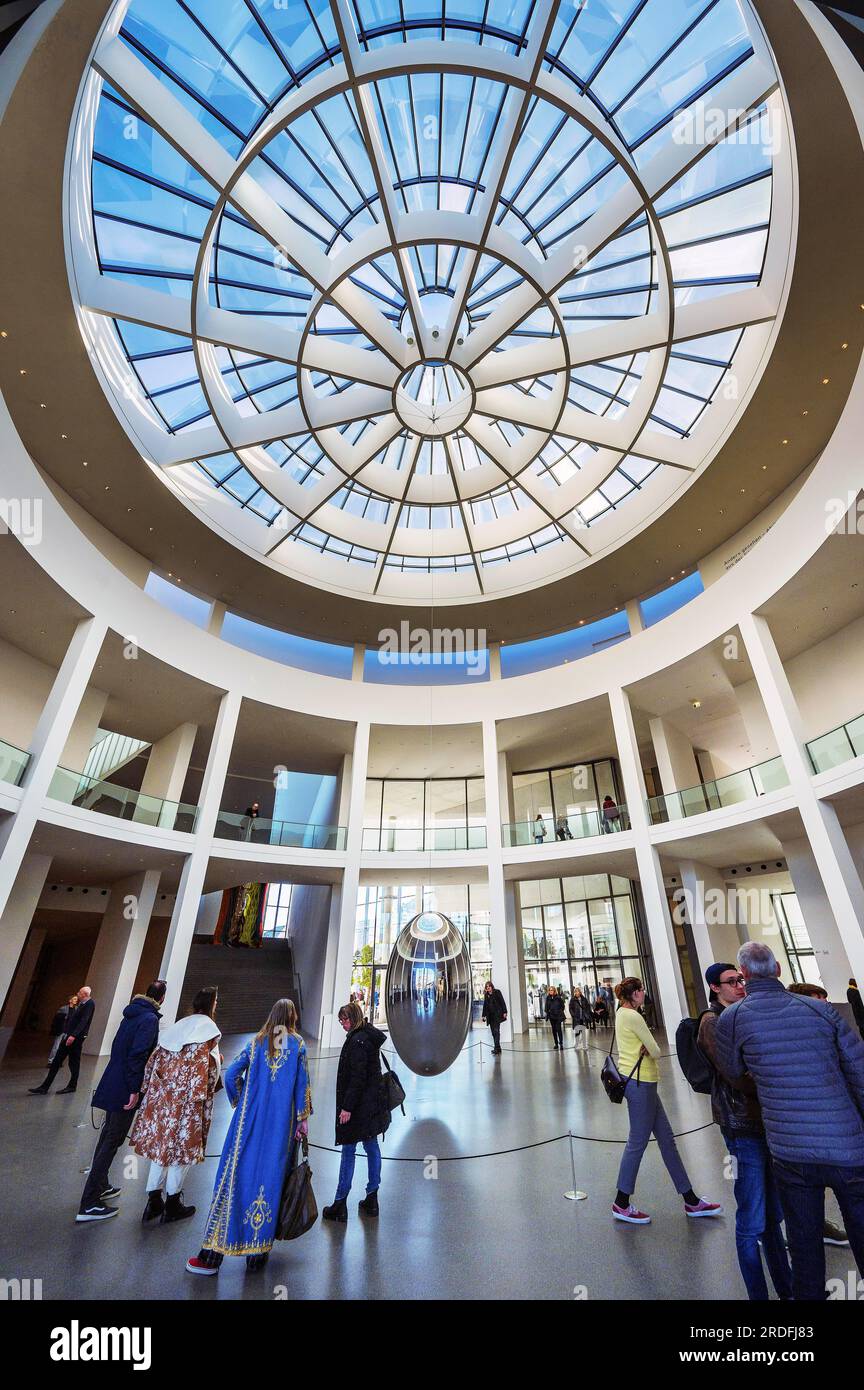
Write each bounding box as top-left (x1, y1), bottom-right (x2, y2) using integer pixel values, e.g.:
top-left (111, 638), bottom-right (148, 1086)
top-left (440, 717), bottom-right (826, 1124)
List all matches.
top-left (614, 896), bottom-right (640, 955)
top-left (363, 776), bottom-right (486, 849)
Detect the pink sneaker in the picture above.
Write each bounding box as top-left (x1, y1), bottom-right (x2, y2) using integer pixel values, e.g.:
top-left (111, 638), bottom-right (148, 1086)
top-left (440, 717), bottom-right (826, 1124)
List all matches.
top-left (685, 1197), bottom-right (724, 1218)
top-left (612, 1203), bottom-right (651, 1225)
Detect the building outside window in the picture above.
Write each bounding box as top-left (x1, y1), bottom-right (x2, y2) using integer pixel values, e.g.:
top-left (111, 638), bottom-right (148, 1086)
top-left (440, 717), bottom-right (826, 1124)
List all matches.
top-left (363, 778), bottom-right (486, 850)
top-left (261, 882), bottom-right (293, 940)
top-left (770, 892), bottom-right (822, 985)
top-left (519, 874), bottom-right (656, 1026)
top-left (352, 883), bottom-right (491, 1027)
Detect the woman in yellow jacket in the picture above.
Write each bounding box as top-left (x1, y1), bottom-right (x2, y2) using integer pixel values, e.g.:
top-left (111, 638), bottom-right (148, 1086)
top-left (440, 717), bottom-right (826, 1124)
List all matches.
top-left (612, 976), bottom-right (723, 1226)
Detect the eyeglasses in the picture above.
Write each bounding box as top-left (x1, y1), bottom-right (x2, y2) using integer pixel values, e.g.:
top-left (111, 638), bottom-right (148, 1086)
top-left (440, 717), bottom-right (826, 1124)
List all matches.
top-left (720, 974), bottom-right (745, 986)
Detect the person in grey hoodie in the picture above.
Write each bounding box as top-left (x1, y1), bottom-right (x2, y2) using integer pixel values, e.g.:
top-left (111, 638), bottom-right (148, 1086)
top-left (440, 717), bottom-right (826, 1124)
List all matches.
top-left (716, 941), bottom-right (864, 1301)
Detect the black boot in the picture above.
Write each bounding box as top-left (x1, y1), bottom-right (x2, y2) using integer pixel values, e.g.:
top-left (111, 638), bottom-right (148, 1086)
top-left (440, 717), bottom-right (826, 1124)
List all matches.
top-left (322, 1198), bottom-right (348, 1223)
top-left (162, 1192), bottom-right (196, 1223)
top-left (358, 1191), bottom-right (379, 1217)
top-left (245, 1252), bottom-right (269, 1271)
top-left (57, 1086), bottom-right (77, 1095)
top-left (142, 1190), bottom-right (165, 1224)
top-left (28, 1085), bottom-right (49, 1094)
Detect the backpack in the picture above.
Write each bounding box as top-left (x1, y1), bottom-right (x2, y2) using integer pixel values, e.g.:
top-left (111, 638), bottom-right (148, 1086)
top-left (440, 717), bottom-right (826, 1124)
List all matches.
top-left (675, 1014), bottom-right (713, 1094)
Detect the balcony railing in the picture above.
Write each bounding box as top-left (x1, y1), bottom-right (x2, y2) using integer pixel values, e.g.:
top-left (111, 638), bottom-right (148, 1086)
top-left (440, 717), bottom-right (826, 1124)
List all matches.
top-left (647, 757), bottom-right (789, 825)
top-left (807, 714), bottom-right (864, 774)
top-left (214, 811), bottom-right (346, 850)
top-left (48, 765), bottom-right (199, 832)
top-left (0, 738), bottom-right (29, 788)
top-left (361, 825), bottom-right (487, 852)
top-left (502, 805), bottom-right (630, 847)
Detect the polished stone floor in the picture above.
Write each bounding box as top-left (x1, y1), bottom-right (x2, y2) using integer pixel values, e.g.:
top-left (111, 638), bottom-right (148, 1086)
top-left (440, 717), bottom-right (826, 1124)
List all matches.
top-left (0, 1025), bottom-right (854, 1302)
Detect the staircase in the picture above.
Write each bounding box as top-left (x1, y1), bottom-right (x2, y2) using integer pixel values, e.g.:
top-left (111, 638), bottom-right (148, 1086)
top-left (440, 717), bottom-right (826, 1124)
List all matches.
top-left (180, 938), bottom-right (301, 1034)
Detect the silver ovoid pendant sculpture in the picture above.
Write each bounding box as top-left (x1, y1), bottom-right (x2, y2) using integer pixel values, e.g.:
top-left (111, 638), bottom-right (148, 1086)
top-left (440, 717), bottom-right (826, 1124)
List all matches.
top-left (385, 911), bottom-right (472, 1076)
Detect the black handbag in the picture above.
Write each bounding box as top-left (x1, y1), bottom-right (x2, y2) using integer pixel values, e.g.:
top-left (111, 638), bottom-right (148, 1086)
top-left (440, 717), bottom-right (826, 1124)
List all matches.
top-left (600, 1051), bottom-right (642, 1104)
top-left (379, 1051), bottom-right (406, 1116)
top-left (275, 1135), bottom-right (318, 1240)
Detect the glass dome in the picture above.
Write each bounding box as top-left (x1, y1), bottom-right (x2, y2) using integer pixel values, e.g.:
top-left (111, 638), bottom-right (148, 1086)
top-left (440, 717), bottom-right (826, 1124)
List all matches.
top-left (67, 0), bottom-right (789, 604)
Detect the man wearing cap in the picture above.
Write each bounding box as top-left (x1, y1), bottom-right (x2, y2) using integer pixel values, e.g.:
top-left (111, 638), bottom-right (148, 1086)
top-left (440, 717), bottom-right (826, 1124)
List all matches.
top-left (698, 962), bottom-right (793, 1301)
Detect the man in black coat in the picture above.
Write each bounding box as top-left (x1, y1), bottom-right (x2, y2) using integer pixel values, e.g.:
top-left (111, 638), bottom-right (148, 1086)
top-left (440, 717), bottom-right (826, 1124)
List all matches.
top-left (481, 980), bottom-right (508, 1055)
top-left (76, 981), bottom-right (166, 1223)
top-left (29, 985), bottom-right (96, 1095)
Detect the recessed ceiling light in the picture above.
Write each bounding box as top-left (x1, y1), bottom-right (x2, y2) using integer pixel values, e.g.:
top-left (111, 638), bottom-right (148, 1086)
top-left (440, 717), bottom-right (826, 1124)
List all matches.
top-left (842, 342), bottom-right (849, 350)
top-left (61, 433), bottom-right (67, 439)
top-left (19, 368), bottom-right (26, 375)
top-left (782, 439), bottom-right (788, 445)
top-left (0, 331), bottom-right (7, 338)
top-left (82, 460), bottom-right (88, 466)
top-left (692, 701), bottom-right (701, 710)
top-left (40, 403), bottom-right (46, 409)
top-left (802, 410), bottom-right (808, 416)
top-left (822, 377), bottom-right (830, 385)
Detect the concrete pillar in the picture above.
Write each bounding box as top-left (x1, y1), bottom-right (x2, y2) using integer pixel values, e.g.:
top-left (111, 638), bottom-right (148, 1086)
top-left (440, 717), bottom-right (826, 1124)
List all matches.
top-left (648, 715), bottom-right (701, 795)
top-left (625, 598), bottom-right (644, 636)
top-left (488, 642), bottom-right (502, 680)
top-left (135, 722), bottom-right (197, 828)
top-left (321, 720), bottom-right (369, 1046)
top-left (483, 718), bottom-right (524, 1035)
top-left (84, 869), bottom-right (161, 1056)
top-left (679, 860), bottom-right (741, 983)
top-left (206, 601), bottom-right (226, 637)
top-left (351, 644), bottom-right (365, 681)
top-left (0, 851), bottom-right (52, 1017)
top-left (779, 836), bottom-right (852, 997)
top-left (59, 687), bottom-right (108, 773)
top-left (0, 923), bottom-right (46, 1062)
top-left (610, 687), bottom-right (689, 1031)
top-left (158, 690), bottom-right (241, 1024)
top-left (740, 612), bottom-right (864, 983)
top-left (0, 616), bottom-right (106, 924)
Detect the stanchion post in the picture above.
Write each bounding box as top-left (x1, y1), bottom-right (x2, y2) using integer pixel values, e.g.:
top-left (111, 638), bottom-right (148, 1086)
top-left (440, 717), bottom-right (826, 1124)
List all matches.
top-left (564, 1130), bottom-right (587, 1203)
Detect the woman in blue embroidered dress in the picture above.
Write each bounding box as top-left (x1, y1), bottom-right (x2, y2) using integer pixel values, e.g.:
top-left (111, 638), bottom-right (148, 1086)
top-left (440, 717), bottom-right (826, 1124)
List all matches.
top-left (185, 997), bottom-right (311, 1275)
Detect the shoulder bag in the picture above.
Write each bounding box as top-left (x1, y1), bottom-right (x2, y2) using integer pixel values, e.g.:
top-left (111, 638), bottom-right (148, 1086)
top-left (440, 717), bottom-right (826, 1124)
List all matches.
top-left (276, 1134), bottom-right (318, 1240)
top-left (600, 1051), bottom-right (643, 1105)
top-left (379, 1050), bottom-right (406, 1116)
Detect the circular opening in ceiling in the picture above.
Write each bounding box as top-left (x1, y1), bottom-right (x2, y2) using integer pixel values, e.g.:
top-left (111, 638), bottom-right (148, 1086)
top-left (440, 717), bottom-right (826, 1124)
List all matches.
top-left (394, 362), bottom-right (474, 438)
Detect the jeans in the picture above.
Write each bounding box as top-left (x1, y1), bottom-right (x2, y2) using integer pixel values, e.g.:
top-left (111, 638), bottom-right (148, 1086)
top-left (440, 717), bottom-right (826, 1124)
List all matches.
top-left (617, 1081), bottom-right (691, 1198)
top-left (80, 1108), bottom-right (135, 1210)
top-left (772, 1158), bottom-right (864, 1301)
top-left (725, 1132), bottom-right (793, 1301)
top-left (335, 1139), bottom-right (382, 1200)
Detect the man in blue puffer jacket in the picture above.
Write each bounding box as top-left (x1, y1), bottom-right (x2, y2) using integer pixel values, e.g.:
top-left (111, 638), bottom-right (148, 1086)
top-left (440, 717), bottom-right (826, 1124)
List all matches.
top-left (716, 941), bottom-right (864, 1300)
top-left (76, 980), bottom-right (166, 1223)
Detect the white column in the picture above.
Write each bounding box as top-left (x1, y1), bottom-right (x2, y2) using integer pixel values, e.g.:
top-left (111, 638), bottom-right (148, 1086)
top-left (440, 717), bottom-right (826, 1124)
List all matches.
top-left (351, 644), bottom-right (365, 681)
top-left (625, 598), bottom-right (644, 636)
top-left (483, 718), bottom-right (524, 1035)
top-left (0, 616), bottom-right (106, 923)
top-left (779, 837), bottom-right (854, 997)
top-left (158, 690), bottom-right (241, 1024)
top-left (206, 601), bottom-right (226, 636)
top-left (321, 720), bottom-right (369, 1046)
top-left (135, 721), bottom-right (197, 828)
top-left (0, 899), bottom-right (48, 1062)
top-left (610, 687), bottom-right (689, 1032)
top-left (649, 716), bottom-right (701, 795)
top-left (740, 612), bottom-right (864, 983)
top-left (488, 642), bottom-right (502, 680)
top-left (84, 869), bottom-right (161, 1056)
top-left (679, 860), bottom-right (740, 981)
top-left (0, 850), bottom-right (52, 1015)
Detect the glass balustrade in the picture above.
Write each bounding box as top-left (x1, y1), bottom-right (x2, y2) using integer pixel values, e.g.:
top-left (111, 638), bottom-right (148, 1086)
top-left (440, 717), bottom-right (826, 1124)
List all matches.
top-left (361, 825), bottom-right (487, 851)
top-left (214, 810), bottom-right (346, 850)
top-left (807, 714), bottom-right (864, 773)
top-left (502, 805), bottom-right (630, 847)
top-left (647, 757), bottom-right (789, 824)
top-left (48, 765), bottom-right (199, 832)
top-left (0, 739), bottom-right (30, 787)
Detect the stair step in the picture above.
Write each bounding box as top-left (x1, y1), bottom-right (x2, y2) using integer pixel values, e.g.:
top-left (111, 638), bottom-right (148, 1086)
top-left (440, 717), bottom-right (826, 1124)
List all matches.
top-left (180, 939), bottom-right (301, 1033)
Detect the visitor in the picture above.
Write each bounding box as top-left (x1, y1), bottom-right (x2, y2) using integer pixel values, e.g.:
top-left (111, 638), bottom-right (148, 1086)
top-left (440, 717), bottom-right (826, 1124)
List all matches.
top-left (593, 994), bottom-right (610, 1028)
top-left (242, 801), bottom-right (260, 840)
top-left (555, 814), bottom-right (571, 841)
top-left (533, 814), bottom-right (547, 845)
top-left (697, 963), bottom-right (792, 1300)
top-left (323, 1001), bottom-right (389, 1223)
top-left (716, 942), bottom-right (864, 1300)
top-left (29, 985), bottom-right (95, 1095)
top-left (186, 997), bottom-right (310, 1275)
top-left (569, 986), bottom-right (592, 1050)
top-left (612, 976), bottom-right (722, 1226)
top-left (784, 988), bottom-right (848, 1243)
top-left (545, 986), bottom-right (566, 1050)
top-left (131, 986), bottom-right (222, 1226)
top-left (848, 978), bottom-right (864, 1040)
top-left (787, 982), bottom-right (828, 1000)
top-left (47, 993), bottom-right (78, 1065)
top-left (601, 795), bottom-right (619, 833)
top-left (481, 980), bottom-right (508, 1055)
top-left (75, 980), bottom-right (167, 1224)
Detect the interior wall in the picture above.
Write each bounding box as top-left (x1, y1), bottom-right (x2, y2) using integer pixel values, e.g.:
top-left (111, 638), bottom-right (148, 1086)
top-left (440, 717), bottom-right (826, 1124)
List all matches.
top-left (782, 612), bottom-right (864, 741)
top-left (131, 916), bottom-right (169, 998)
top-left (0, 636), bottom-right (55, 749)
top-left (21, 926), bottom-right (100, 1034)
top-left (288, 883), bottom-right (333, 1038)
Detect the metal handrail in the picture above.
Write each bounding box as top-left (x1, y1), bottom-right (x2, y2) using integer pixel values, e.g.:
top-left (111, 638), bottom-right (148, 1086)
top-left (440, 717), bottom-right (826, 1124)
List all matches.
top-left (214, 810), bottom-right (346, 850)
top-left (502, 804), bottom-right (630, 847)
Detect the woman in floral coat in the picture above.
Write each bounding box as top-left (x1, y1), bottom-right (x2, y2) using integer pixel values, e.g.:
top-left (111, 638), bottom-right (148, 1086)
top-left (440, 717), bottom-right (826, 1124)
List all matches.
top-left (186, 997), bottom-right (311, 1275)
top-left (130, 986), bottom-right (221, 1225)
